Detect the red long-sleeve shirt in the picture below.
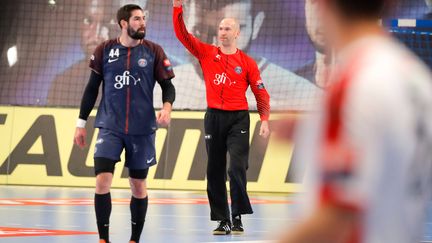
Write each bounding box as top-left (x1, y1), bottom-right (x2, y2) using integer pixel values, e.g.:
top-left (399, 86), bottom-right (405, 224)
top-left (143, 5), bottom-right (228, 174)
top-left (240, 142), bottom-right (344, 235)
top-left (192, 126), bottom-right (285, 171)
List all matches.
top-left (173, 6), bottom-right (270, 121)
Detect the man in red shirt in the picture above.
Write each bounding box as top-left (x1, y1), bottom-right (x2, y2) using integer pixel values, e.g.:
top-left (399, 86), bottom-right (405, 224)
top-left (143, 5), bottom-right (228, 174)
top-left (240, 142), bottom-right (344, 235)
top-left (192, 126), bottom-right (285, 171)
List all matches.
top-left (172, 0), bottom-right (270, 235)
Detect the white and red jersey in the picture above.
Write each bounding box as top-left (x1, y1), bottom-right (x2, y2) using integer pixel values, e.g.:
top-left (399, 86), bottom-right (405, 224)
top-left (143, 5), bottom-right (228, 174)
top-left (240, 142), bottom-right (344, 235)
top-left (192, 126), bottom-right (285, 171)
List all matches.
top-left (173, 6), bottom-right (270, 120)
top-left (296, 35), bottom-right (432, 243)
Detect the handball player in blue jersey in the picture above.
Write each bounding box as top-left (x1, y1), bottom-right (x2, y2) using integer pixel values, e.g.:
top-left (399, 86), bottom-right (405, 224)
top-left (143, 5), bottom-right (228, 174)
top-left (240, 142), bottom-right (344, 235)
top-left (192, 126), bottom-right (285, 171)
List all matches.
top-left (73, 4), bottom-right (175, 243)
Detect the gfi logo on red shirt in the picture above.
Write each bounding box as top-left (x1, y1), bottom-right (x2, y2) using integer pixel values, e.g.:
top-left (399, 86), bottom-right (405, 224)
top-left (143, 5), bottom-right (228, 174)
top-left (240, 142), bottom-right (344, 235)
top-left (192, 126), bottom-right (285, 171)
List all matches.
top-left (213, 72), bottom-right (236, 86)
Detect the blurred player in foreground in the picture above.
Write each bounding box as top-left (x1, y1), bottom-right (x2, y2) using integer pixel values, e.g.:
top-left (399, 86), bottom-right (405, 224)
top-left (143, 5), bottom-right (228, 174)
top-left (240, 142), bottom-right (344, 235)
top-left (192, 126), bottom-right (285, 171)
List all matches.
top-left (173, 0), bottom-right (270, 235)
top-left (74, 4), bottom-right (175, 243)
top-left (280, 0), bottom-right (432, 242)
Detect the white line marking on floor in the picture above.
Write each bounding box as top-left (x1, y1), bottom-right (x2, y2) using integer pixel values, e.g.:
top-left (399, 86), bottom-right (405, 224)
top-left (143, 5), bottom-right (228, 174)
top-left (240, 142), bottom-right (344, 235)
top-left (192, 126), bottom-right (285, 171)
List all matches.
top-left (35, 224), bottom-right (51, 227)
top-left (159, 228), bottom-right (175, 231)
top-left (0, 207), bottom-right (298, 221)
top-left (6, 223), bottom-right (22, 226)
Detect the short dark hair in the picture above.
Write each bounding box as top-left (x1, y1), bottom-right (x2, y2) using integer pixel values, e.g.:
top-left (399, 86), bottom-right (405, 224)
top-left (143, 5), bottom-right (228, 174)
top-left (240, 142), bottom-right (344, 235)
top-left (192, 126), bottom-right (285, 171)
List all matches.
top-left (116, 4), bottom-right (143, 28)
top-left (328, 0), bottom-right (389, 19)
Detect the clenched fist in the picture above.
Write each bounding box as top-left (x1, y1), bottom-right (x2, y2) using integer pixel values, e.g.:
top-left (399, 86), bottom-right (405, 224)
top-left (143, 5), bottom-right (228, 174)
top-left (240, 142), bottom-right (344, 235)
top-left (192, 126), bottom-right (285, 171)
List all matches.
top-left (173, 0), bottom-right (183, 8)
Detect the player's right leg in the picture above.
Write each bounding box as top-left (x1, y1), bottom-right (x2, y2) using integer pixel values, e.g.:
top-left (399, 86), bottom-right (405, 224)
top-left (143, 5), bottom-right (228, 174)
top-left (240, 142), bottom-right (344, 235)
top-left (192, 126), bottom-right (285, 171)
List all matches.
top-left (94, 158), bottom-right (116, 243)
top-left (93, 129), bottom-right (123, 243)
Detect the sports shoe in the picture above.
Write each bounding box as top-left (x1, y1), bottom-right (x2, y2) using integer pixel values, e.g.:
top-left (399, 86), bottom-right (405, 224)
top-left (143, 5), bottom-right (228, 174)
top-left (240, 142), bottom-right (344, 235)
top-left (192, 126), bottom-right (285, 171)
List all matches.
top-left (212, 220), bottom-right (231, 235)
top-left (98, 240), bottom-right (110, 243)
top-left (231, 215), bottom-right (244, 234)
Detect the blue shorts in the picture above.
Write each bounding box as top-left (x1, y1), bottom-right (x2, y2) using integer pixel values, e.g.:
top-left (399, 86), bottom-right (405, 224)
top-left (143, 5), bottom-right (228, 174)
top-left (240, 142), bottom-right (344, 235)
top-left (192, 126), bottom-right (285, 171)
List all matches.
top-left (94, 128), bottom-right (157, 170)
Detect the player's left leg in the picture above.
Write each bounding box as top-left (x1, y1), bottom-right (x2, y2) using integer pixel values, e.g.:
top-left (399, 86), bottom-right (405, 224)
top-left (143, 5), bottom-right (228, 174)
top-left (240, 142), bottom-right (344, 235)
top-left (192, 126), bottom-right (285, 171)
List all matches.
top-left (227, 111), bottom-right (253, 233)
top-left (128, 169), bottom-right (149, 243)
top-left (124, 133), bottom-right (156, 243)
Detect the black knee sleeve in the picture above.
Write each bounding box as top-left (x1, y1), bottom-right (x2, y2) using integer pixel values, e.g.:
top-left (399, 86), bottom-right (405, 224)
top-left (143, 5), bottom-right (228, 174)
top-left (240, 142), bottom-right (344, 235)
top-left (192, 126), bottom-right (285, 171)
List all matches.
top-left (129, 168), bottom-right (149, 179)
top-left (94, 157), bottom-right (117, 175)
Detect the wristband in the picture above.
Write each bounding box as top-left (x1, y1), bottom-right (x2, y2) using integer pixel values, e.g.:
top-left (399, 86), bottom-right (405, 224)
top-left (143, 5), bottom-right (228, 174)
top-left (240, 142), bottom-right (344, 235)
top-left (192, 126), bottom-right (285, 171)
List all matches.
top-left (76, 118), bottom-right (87, 128)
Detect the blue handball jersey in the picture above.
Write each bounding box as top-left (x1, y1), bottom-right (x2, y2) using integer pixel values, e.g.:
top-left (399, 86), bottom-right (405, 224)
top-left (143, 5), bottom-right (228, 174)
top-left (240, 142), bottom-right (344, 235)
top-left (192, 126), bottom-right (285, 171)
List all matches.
top-left (90, 38), bottom-right (175, 135)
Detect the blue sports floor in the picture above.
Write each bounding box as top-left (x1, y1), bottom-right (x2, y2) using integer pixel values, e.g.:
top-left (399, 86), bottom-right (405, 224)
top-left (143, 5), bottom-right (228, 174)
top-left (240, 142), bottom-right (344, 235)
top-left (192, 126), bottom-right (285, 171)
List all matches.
top-left (0, 185), bottom-right (431, 243)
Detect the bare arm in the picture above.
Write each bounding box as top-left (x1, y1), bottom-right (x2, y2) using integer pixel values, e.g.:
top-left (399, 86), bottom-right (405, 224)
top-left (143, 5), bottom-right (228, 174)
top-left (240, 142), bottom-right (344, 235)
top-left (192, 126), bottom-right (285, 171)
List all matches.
top-left (156, 102), bottom-right (172, 127)
top-left (279, 204), bottom-right (359, 243)
top-left (173, 0), bottom-right (182, 8)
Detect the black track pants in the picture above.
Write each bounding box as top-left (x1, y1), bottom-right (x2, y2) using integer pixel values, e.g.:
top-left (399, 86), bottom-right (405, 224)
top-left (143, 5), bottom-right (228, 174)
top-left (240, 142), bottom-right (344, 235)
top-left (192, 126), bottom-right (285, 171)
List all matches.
top-left (204, 108), bottom-right (253, 221)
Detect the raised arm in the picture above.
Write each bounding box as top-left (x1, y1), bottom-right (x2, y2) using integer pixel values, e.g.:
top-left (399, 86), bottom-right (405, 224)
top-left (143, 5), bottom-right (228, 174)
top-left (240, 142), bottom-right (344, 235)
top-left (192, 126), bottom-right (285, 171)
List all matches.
top-left (172, 0), bottom-right (210, 59)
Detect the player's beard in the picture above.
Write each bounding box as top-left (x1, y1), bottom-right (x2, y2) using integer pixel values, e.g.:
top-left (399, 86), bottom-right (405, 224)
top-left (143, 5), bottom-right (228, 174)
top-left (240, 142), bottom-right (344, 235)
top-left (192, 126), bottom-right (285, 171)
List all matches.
top-left (127, 26), bottom-right (146, 40)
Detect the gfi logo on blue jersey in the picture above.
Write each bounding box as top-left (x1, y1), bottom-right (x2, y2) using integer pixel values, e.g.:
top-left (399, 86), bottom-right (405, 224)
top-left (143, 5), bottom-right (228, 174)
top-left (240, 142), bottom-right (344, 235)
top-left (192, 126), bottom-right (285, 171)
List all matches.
top-left (114, 71), bottom-right (141, 89)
